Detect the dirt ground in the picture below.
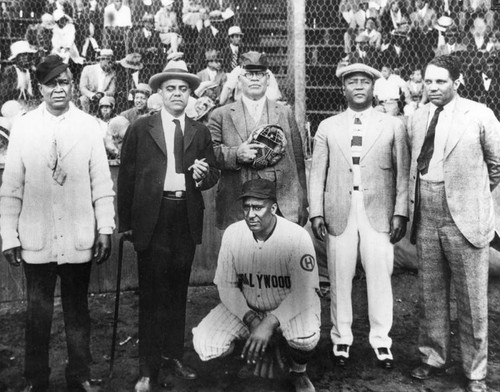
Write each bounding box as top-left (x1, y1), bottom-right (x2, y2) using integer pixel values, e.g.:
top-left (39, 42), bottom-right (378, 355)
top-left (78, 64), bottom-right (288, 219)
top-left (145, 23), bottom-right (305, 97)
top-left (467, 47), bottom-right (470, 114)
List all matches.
top-left (0, 269), bottom-right (499, 392)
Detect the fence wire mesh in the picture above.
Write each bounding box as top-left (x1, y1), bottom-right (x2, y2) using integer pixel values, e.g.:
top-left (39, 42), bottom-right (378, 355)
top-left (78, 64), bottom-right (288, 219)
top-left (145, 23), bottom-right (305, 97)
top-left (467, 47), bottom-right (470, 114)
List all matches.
top-left (0, 0), bottom-right (499, 142)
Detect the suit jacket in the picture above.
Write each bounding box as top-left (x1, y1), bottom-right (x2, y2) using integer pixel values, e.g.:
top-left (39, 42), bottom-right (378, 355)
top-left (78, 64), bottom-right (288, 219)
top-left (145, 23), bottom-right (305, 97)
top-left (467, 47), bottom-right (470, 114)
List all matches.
top-left (208, 99), bottom-right (308, 230)
top-left (309, 110), bottom-right (409, 235)
top-left (79, 63), bottom-right (116, 99)
top-left (408, 97), bottom-right (500, 247)
top-left (117, 112), bottom-right (219, 251)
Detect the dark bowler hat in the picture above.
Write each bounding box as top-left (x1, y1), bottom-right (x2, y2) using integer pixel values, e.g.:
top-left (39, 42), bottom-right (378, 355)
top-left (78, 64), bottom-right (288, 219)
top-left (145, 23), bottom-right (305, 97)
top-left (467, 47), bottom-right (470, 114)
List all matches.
top-left (149, 60), bottom-right (201, 91)
top-left (35, 54), bottom-right (69, 85)
top-left (238, 178), bottom-right (277, 201)
top-left (241, 52), bottom-right (268, 71)
top-left (335, 63), bottom-right (382, 80)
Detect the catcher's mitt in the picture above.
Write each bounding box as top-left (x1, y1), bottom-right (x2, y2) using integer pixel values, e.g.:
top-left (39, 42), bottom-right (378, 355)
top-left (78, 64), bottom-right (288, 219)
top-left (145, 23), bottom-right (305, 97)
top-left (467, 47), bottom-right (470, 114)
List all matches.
top-left (247, 124), bottom-right (287, 170)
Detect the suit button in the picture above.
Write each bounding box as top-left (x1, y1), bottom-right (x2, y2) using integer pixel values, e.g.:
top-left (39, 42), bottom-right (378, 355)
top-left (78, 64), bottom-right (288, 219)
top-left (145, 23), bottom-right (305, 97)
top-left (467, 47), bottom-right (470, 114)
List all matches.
top-left (349, 191), bottom-right (352, 195)
top-left (349, 168), bottom-right (352, 172)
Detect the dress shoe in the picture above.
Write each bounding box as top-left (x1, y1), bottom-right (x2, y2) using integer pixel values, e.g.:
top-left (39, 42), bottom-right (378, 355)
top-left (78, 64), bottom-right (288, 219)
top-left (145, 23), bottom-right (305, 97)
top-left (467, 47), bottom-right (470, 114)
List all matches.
top-left (466, 380), bottom-right (488, 392)
top-left (411, 363), bottom-right (445, 380)
top-left (374, 347), bottom-right (393, 370)
top-left (67, 379), bottom-right (101, 392)
top-left (162, 357), bottom-right (197, 380)
top-left (134, 377), bottom-right (151, 392)
top-left (332, 344), bottom-right (350, 367)
top-left (290, 371), bottom-right (315, 392)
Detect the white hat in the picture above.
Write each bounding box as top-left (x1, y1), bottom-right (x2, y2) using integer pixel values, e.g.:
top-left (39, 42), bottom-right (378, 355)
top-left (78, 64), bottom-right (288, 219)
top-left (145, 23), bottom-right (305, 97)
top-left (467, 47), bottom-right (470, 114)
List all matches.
top-left (149, 60), bottom-right (201, 91)
top-left (336, 63), bottom-right (382, 80)
top-left (228, 26), bottom-right (244, 36)
top-left (98, 48), bottom-right (114, 59)
top-left (434, 16), bottom-right (454, 32)
top-left (166, 51), bottom-right (184, 61)
top-left (53, 8), bottom-right (72, 23)
top-left (8, 40), bottom-right (36, 61)
top-left (99, 96), bottom-right (115, 107)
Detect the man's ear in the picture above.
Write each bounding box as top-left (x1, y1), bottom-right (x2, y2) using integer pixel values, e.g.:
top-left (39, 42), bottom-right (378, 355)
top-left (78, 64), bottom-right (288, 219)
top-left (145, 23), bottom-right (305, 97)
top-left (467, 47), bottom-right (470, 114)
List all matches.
top-left (271, 202), bottom-right (277, 214)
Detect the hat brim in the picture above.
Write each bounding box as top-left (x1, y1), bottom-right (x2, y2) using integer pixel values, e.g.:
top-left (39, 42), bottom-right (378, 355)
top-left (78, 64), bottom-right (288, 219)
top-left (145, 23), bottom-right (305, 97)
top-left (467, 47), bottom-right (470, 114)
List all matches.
top-left (117, 59), bottom-right (143, 70)
top-left (38, 62), bottom-right (69, 85)
top-left (237, 191), bottom-right (276, 201)
top-left (149, 71), bottom-right (201, 91)
top-left (8, 48), bottom-right (36, 61)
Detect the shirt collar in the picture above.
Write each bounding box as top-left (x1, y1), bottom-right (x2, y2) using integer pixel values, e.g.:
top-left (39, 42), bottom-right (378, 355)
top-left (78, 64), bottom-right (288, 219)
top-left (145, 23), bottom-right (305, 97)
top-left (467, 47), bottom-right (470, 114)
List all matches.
top-left (161, 107), bottom-right (186, 131)
top-left (347, 106), bottom-right (372, 122)
top-left (41, 101), bottom-right (74, 121)
top-left (241, 94), bottom-right (266, 110)
top-left (429, 95), bottom-right (457, 117)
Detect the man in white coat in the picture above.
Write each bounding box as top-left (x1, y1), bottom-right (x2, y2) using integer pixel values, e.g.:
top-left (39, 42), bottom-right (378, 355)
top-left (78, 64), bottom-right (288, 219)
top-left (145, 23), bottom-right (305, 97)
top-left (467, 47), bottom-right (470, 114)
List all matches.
top-left (309, 63), bottom-right (409, 370)
top-left (0, 55), bottom-right (115, 392)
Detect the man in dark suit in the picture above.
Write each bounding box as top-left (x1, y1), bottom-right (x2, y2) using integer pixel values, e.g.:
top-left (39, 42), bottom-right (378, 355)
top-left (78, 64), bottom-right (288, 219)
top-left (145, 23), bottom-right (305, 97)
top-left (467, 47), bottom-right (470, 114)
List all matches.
top-left (117, 60), bottom-right (219, 392)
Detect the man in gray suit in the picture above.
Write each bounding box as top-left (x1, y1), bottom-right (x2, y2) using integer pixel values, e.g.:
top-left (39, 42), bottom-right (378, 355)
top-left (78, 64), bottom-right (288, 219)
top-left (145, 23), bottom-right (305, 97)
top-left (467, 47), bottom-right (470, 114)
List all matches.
top-left (408, 55), bottom-right (500, 392)
top-left (309, 63), bottom-right (409, 370)
top-left (208, 51), bottom-right (308, 230)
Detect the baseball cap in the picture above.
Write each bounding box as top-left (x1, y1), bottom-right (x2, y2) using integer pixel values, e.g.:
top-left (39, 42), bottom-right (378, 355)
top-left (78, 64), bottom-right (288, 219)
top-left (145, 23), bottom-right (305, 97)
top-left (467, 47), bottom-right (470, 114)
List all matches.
top-left (238, 179), bottom-right (277, 201)
top-left (35, 54), bottom-right (69, 85)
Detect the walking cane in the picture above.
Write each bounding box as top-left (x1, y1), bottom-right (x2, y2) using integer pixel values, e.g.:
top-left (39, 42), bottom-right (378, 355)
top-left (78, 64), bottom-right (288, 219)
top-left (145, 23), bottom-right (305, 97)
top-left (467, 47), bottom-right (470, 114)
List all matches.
top-left (109, 234), bottom-right (125, 378)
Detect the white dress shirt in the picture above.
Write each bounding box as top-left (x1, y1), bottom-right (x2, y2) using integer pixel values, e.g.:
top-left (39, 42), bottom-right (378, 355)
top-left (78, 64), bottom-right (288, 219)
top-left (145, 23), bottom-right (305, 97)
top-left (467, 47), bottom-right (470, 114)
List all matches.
top-left (241, 94), bottom-right (266, 123)
top-left (161, 108), bottom-right (186, 191)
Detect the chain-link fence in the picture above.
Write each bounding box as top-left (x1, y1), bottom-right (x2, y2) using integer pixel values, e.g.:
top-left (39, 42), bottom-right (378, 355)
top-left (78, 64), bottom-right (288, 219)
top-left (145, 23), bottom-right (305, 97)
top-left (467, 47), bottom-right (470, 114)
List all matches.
top-left (0, 0), bottom-right (499, 137)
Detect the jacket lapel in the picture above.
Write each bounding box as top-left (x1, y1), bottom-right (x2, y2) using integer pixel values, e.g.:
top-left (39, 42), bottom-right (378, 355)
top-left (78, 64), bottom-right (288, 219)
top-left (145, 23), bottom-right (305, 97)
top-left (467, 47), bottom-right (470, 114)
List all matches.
top-left (332, 112), bottom-right (352, 166)
top-left (148, 113), bottom-right (167, 156)
top-left (444, 98), bottom-right (468, 159)
top-left (361, 110), bottom-right (383, 159)
top-left (230, 100), bottom-right (249, 141)
top-left (184, 117), bottom-right (197, 151)
top-left (414, 104), bottom-right (431, 156)
top-left (267, 99), bottom-right (280, 125)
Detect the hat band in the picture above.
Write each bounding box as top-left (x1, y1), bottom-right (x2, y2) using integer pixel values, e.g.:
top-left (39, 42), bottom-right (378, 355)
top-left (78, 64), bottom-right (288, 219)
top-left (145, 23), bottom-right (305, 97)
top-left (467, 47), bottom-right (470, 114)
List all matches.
top-left (164, 68), bottom-right (190, 73)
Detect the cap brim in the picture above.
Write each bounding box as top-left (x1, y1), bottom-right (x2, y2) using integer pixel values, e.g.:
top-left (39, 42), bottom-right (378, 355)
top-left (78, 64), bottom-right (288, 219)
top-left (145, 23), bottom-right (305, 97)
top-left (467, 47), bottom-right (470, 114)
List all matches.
top-left (118, 59), bottom-right (143, 70)
top-left (149, 72), bottom-right (201, 91)
top-left (237, 192), bottom-right (275, 200)
top-left (38, 62), bottom-right (69, 84)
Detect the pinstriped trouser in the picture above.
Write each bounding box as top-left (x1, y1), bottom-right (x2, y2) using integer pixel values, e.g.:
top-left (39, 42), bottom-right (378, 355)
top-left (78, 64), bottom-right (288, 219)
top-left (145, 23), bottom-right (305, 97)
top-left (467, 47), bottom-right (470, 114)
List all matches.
top-left (416, 179), bottom-right (489, 380)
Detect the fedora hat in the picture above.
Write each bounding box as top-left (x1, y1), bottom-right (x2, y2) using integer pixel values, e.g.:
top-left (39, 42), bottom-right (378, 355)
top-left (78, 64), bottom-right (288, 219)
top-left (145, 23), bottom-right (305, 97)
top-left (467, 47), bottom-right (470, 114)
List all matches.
top-left (8, 40), bottom-right (36, 61)
top-left (130, 83), bottom-right (152, 97)
top-left (149, 60), bottom-right (201, 91)
top-left (117, 53), bottom-right (143, 70)
top-left (98, 48), bottom-right (114, 59)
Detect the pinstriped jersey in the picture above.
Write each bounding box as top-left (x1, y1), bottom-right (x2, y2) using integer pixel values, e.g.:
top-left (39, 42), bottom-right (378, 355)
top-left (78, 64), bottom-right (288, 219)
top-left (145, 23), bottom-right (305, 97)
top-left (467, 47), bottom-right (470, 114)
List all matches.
top-left (214, 216), bottom-right (320, 324)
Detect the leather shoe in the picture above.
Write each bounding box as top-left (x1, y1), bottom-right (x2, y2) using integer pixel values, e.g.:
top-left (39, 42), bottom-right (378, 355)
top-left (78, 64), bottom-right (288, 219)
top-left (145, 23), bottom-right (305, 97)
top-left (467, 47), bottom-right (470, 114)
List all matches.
top-left (67, 379), bottom-right (101, 392)
top-left (332, 344), bottom-right (349, 367)
top-left (290, 371), bottom-right (315, 392)
top-left (411, 363), bottom-right (445, 380)
top-left (163, 357), bottom-right (197, 380)
top-left (466, 380), bottom-right (488, 392)
top-left (134, 377), bottom-right (151, 392)
top-left (374, 347), bottom-right (393, 370)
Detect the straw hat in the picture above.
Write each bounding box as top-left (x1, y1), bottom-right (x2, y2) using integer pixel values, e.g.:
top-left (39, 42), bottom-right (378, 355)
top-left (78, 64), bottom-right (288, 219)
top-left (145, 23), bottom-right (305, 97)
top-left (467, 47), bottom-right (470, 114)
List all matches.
top-left (149, 60), bottom-right (201, 91)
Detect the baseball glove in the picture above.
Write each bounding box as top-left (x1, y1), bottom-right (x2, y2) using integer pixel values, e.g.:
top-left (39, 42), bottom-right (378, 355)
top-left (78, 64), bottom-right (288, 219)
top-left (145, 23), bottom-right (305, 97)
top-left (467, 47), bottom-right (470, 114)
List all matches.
top-left (247, 124), bottom-right (287, 170)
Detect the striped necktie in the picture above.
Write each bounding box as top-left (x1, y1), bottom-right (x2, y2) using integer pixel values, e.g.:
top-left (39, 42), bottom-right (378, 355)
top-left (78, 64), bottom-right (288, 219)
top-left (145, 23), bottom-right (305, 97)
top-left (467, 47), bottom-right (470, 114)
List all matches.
top-left (351, 115), bottom-right (362, 166)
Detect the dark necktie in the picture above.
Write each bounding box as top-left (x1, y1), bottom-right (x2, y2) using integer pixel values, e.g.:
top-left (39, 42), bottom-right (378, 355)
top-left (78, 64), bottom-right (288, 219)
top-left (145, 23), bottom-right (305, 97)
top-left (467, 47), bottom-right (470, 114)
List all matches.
top-left (173, 119), bottom-right (184, 174)
top-left (417, 106), bottom-right (443, 175)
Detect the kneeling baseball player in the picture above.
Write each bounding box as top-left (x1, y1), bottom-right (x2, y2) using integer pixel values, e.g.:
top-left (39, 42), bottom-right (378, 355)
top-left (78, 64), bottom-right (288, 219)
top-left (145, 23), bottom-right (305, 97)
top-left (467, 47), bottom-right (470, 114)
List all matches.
top-left (193, 178), bottom-right (321, 392)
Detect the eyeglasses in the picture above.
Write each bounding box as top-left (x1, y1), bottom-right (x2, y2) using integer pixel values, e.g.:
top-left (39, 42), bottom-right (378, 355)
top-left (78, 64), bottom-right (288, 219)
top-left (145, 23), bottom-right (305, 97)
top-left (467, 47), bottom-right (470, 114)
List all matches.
top-left (242, 71), bottom-right (267, 80)
top-left (43, 79), bottom-right (71, 88)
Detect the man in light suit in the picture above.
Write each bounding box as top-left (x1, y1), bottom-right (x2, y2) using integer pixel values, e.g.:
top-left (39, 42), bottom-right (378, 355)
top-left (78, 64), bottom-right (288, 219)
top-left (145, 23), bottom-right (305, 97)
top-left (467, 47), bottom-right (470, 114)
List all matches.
top-left (208, 51), bottom-right (308, 230)
top-left (408, 55), bottom-right (500, 392)
top-left (78, 49), bottom-right (116, 114)
top-left (118, 60), bottom-right (219, 392)
top-left (309, 63), bottom-right (409, 370)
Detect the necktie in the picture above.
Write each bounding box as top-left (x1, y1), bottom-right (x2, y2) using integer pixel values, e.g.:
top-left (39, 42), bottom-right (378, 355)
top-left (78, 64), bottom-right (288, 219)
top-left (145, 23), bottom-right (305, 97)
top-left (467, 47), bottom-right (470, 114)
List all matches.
top-left (48, 124), bottom-right (67, 186)
top-left (231, 49), bottom-right (238, 69)
top-left (351, 116), bottom-right (362, 165)
top-left (173, 119), bottom-right (184, 174)
top-left (417, 106), bottom-right (443, 175)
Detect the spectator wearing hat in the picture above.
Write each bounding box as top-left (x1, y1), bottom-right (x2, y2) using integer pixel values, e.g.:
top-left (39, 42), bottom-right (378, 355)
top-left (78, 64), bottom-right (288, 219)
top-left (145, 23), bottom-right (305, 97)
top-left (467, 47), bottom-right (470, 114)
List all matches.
top-left (117, 59), bottom-right (219, 392)
top-left (196, 49), bottom-right (227, 102)
top-left (341, 1), bottom-right (370, 55)
top-left (220, 25), bottom-right (244, 73)
top-left (120, 83), bottom-right (152, 123)
top-left (115, 52), bottom-right (144, 113)
top-left (348, 32), bottom-right (379, 67)
top-left (51, 8), bottom-right (84, 66)
top-left (131, 13), bottom-right (165, 83)
top-left (193, 10), bottom-right (227, 72)
top-left (96, 95), bottom-right (115, 138)
top-left (209, 51), bottom-right (307, 231)
top-left (155, 0), bottom-right (182, 54)
top-left (309, 63), bottom-right (409, 371)
top-left (79, 48), bottom-right (116, 114)
top-left (25, 13), bottom-right (55, 55)
top-left (0, 54), bottom-right (115, 392)
top-left (103, 0), bottom-right (132, 59)
top-left (0, 40), bottom-right (38, 108)
top-left (434, 25), bottom-right (467, 56)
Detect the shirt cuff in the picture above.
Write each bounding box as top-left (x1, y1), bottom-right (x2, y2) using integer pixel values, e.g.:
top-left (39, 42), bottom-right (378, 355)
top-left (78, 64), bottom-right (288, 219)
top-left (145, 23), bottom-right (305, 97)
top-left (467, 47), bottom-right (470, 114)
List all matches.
top-left (98, 227), bottom-right (114, 235)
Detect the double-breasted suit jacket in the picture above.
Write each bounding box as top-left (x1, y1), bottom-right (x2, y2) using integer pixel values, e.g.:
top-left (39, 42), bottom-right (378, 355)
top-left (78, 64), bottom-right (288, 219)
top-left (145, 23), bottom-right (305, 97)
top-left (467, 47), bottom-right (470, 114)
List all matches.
top-left (408, 97), bottom-right (500, 247)
top-left (209, 98), bottom-right (308, 230)
top-left (309, 110), bottom-right (409, 235)
top-left (117, 112), bottom-right (219, 251)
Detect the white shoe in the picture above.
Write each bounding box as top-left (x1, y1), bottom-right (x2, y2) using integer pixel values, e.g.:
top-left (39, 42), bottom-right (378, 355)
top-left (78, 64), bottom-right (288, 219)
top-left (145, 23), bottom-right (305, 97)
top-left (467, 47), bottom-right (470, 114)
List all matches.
top-left (134, 377), bottom-right (151, 392)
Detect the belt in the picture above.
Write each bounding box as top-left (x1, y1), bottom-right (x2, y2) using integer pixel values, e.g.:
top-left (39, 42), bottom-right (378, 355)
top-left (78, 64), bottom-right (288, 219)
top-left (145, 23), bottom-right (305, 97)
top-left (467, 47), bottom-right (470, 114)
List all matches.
top-left (163, 190), bottom-right (186, 199)
top-left (379, 99), bottom-right (398, 103)
top-left (353, 186), bottom-right (359, 190)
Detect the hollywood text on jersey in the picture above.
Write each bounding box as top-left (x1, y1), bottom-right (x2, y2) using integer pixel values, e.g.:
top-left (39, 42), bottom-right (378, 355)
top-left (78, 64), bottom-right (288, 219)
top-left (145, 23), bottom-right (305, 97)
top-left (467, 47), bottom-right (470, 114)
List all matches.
top-left (237, 273), bottom-right (291, 289)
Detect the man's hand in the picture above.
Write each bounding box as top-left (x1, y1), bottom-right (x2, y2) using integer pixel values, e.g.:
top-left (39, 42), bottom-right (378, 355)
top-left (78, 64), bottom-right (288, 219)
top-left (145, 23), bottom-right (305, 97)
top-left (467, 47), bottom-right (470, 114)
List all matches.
top-left (311, 216), bottom-right (327, 241)
top-left (241, 313), bottom-right (279, 365)
top-left (3, 247), bottom-right (23, 267)
top-left (92, 234), bottom-right (111, 264)
top-left (236, 142), bottom-right (260, 164)
top-left (92, 92), bottom-right (104, 101)
top-left (390, 215), bottom-right (407, 244)
top-left (189, 158), bottom-right (208, 181)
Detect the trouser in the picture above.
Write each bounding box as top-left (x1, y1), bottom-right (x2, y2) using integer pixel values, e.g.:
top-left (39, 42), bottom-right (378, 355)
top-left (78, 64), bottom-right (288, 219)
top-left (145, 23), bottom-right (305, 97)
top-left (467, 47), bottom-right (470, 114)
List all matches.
top-left (416, 180), bottom-right (489, 380)
top-left (23, 261), bottom-right (92, 387)
top-left (327, 190), bottom-right (394, 349)
top-left (137, 197), bottom-right (196, 379)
